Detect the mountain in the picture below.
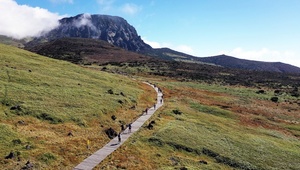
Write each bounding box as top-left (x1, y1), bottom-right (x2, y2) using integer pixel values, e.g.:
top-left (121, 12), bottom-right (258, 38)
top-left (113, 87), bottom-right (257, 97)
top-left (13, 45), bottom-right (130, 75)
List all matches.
top-left (197, 54), bottom-right (300, 74)
top-left (26, 14), bottom-right (152, 52)
top-left (0, 35), bottom-right (27, 48)
top-left (25, 37), bottom-right (152, 64)
top-left (23, 13), bottom-right (300, 74)
top-left (142, 48), bottom-right (300, 74)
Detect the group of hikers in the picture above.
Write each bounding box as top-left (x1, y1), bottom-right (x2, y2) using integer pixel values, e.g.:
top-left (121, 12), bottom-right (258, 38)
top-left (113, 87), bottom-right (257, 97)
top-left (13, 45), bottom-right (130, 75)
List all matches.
top-left (117, 83), bottom-right (163, 144)
top-left (118, 123), bottom-right (131, 143)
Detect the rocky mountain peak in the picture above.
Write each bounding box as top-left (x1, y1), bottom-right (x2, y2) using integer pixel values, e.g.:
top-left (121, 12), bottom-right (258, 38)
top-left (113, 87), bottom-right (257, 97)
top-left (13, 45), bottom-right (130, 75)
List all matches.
top-left (29, 14), bottom-right (152, 52)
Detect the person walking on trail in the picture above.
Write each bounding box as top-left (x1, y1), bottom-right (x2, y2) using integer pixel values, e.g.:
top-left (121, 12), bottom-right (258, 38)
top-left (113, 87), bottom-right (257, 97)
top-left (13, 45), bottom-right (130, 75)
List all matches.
top-left (154, 104), bottom-right (156, 110)
top-left (118, 133), bottom-right (121, 143)
top-left (145, 107), bottom-right (148, 114)
top-left (128, 123), bottom-right (132, 133)
top-left (160, 98), bottom-right (163, 104)
top-left (121, 124), bottom-right (125, 131)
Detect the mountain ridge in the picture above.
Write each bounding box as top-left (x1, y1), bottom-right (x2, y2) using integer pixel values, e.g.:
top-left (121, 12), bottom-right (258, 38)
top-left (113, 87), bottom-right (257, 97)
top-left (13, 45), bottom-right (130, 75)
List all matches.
top-left (2, 13), bottom-right (300, 73)
top-left (145, 47), bottom-right (300, 74)
top-left (197, 54), bottom-right (300, 74)
top-left (26, 14), bottom-right (152, 52)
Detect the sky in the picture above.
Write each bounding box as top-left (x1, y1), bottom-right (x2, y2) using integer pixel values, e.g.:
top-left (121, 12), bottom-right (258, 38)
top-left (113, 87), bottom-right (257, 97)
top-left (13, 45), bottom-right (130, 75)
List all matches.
top-left (1, 0), bottom-right (300, 67)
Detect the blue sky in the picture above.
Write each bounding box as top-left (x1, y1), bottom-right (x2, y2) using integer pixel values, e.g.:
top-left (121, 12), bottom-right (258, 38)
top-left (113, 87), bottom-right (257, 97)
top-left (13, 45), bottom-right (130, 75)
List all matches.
top-left (1, 0), bottom-right (300, 67)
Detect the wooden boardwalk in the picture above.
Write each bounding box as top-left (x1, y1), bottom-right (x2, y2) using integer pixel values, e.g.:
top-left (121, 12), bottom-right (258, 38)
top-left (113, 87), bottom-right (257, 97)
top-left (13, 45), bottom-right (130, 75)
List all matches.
top-left (74, 82), bottom-right (163, 170)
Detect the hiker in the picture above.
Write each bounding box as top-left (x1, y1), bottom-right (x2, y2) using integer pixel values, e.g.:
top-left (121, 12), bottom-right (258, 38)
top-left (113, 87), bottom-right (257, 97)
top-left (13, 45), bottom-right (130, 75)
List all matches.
top-left (128, 123), bottom-right (132, 133)
top-left (121, 124), bottom-right (125, 131)
top-left (118, 133), bottom-right (121, 143)
top-left (145, 107), bottom-right (148, 114)
top-left (160, 98), bottom-right (163, 104)
top-left (154, 104), bottom-right (156, 110)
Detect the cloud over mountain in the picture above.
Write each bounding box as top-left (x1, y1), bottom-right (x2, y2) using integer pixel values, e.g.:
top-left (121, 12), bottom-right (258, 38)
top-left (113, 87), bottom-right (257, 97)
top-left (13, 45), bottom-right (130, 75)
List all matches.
top-left (0, 0), bottom-right (64, 39)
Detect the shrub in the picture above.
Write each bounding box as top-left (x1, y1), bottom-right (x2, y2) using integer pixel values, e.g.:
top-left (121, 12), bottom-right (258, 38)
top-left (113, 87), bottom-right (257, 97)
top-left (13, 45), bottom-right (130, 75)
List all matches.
top-left (172, 109), bottom-right (182, 115)
top-left (107, 89), bottom-right (114, 94)
top-left (37, 113), bottom-right (63, 124)
top-left (12, 139), bottom-right (22, 145)
top-left (39, 152), bottom-right (57, 164)
top-left (256, 90), bottom-right (265, 94)
top-left (270, 97), bottom-right (279, 102)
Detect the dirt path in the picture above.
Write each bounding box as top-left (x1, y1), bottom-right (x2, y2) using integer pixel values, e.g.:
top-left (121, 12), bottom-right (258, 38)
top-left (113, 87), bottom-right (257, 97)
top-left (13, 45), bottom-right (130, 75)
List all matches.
top-left (74, 82), bottom-right (163, 170)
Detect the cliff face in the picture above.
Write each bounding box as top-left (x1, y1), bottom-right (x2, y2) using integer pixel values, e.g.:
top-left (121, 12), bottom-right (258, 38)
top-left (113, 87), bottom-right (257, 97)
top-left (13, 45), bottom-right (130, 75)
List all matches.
top-left (28, 14), bottom-right (152, 52)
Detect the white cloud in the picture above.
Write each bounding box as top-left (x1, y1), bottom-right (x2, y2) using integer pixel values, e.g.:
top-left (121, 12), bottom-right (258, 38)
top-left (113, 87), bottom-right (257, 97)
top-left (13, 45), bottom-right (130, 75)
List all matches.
top-left (143, 38), bottom-right (162, 48)
top-left (97, 0), bottom-right (115, 12)
top-left (143, 37), bottom-right (172, 48)
top-left (121, 3), bottom-right (141, 15)
top-left (49, 0), bottom-right (73, 4)
top-left (73, 13), bottom-right (97, 31)
top-left (0, 0), bottom-right (64, 39)
top-left (96, 1), bottom-right (141, 15)
top-left (219, 47), bottom-right (300, 67)
top-left (143, 37), bottom-right (195, 55)
top-left (175, 45), bottom-right (194, 55)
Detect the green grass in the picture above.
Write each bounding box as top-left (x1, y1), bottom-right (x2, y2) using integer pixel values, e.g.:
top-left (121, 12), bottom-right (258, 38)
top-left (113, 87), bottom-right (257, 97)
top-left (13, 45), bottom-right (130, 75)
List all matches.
top-left (124, 80), bottom-right (300, 170)
top-left (0, 43), bottom-right (142, 124)
top-left (190, 102), bottom-right (234, 119)
top-left (0, 43), bottom-right (151, 168)
top-left (162, 81), bottom-right (297, 102)
top-left (151, 105), bottom-right (300, 170)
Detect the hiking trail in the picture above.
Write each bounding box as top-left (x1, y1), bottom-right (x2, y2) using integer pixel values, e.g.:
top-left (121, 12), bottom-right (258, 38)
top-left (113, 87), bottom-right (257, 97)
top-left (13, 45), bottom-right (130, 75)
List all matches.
top-left (74, 82), bottom-right (163, 170)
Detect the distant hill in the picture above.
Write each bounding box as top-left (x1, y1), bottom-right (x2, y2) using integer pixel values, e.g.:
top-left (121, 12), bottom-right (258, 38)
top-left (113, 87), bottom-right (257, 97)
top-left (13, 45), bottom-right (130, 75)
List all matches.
top-left (26, 14), bottom-right (152, 52)
top-left (142, 48), bottom-right (300, 74)
top-left (25, 37), bottom-right (152, 64)
top-left (197, 55), bottom-right (300, 74)
top-left (0, 35), bottom-right (26, 48)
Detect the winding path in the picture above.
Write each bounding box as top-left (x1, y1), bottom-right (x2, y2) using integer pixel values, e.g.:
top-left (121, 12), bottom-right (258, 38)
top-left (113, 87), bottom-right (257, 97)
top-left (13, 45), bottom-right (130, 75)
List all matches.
top-left (74, 82), bottom-right (163, 170)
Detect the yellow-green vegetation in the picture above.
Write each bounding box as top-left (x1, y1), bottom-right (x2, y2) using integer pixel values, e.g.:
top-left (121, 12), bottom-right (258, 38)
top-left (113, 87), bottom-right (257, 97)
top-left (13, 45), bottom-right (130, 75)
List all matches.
top-left (98, 79), bottom-right (300, 170)
top-left (1, 43), bottom-right (299, 169)
top-left (0, 43), bottom-right (156, 169)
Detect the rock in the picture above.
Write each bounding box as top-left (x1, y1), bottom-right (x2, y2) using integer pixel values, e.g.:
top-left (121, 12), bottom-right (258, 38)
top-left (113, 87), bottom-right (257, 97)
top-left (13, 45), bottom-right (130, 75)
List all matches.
top-left (172, 109), bottom-right (182, 115)
top-left (18, 120), bottom-right (26, 125)
top-left (270, 97), bottom-right (279, 103)
top-left (111, 115), bottom-right (117, 121)
top-left (147, 123), bottom-right (153, 130)
top-left (67, 131), bottom-right (74, 136)
top-left (107, 89), bottom-right (114, 94)
top-left (10, 105), bottom-right (21, 111)
top-left (199, 160), bottom-right (208, 164)
top-left (25, 145), bottom-right (31, 150)
top-left (5, 151), bottom-right (14, 159)
top-left (21, 160), bottom-right (33, 170)
top-left (256, 90), bottom-right (265, 94)
top-left (105, 128), bottom-right (117, 139)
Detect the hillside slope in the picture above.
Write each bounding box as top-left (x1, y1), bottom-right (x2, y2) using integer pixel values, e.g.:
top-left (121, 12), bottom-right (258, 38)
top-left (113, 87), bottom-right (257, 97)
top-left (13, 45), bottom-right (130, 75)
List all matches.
top-left (198, 54), bottom-right (300, 74)
top-left (25, 37), bottom-right (153, 64)
top-left (141, 48), bottom-right (300, 74)
top-left (0, 43), bottom-right (156, 169)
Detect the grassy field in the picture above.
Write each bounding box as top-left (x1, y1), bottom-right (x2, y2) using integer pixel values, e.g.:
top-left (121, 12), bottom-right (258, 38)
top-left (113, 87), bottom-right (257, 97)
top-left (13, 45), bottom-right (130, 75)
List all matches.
top-left (1, 43), bottom-right (299, 169)
top-left (0, 43), bottom-right (156, 169)
top-left (98, 78), bottom-right (300, 169)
